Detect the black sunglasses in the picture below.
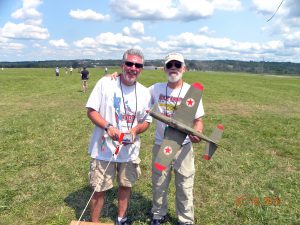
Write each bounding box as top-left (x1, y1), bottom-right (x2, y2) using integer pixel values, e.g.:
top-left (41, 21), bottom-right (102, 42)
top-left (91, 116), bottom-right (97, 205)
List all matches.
top-left (125, 61), bottom-right (144, 69)
top-left (166, 61), bottom-right (182, 69)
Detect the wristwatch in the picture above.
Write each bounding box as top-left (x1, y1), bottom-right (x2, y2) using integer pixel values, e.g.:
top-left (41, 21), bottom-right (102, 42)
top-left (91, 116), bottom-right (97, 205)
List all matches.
top-left (104, 123), bottom-right (113, 131)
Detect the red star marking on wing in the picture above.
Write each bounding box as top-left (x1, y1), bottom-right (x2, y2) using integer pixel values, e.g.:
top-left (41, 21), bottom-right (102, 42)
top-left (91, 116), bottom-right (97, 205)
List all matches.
top-left (186, 98), bottom-right (195, 107)
top-left (164, 146), bottom-right (172, 155)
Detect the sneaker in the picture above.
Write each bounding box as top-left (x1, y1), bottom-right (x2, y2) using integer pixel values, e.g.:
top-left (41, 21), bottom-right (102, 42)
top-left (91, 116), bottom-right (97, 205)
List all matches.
top-left (150, 216), bottom-right (166, 225)
top-left (115, 217), bottom-right (130, 225)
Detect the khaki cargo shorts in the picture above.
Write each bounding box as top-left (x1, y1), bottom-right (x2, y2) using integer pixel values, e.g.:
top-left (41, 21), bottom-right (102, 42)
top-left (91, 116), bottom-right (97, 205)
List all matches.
top-left (89, 158), bottom-right (141, 192)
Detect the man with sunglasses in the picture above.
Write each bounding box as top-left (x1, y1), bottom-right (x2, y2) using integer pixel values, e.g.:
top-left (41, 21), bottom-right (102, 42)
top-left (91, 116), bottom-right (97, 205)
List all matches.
top-left (149, 53), bottom-right (204, 225)
top-left (85, 48), bottom-right (152, 225)
top-left (107, 52), bottom-right (204, 225)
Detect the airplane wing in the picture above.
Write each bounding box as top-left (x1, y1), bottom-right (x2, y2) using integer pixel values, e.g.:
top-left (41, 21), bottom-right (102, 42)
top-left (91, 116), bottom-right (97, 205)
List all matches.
top-left (153, 83), bottom-right (204, 172)
top-left (153, 126), bottom-right (187, 171)
top-left (173, 83), bottom-right (203, 126)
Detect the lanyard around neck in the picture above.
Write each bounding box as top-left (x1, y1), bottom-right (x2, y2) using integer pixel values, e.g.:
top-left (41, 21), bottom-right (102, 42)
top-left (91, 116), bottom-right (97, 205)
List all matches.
top-left (165, 82), bottom-right (183, 116)
top-left (120, 77), bottom-right (137, 130)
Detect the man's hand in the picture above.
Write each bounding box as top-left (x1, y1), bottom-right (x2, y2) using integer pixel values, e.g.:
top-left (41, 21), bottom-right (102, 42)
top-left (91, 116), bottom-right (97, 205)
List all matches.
top-left (189, 134), bottom-right (202, 143)
top-left (190, 117), bottom-right (203, 143)
top-left (129, 128), bottom-right (137, 142)
top-left (107, 126), bottom-right (121, 141)
top-left (105, 71), bottom-right (119, 80)
top-left (128, 121), bottom-right (150, 143)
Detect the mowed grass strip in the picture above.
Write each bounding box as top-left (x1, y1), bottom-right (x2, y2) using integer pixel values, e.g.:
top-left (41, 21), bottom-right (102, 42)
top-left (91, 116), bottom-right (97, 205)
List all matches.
top-left (0, 68), bottom-right (299, 225)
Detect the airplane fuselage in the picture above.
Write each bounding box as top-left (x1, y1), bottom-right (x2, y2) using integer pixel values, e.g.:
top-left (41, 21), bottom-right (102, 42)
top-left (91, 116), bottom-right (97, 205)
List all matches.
top-left (149, 110), bottom-right (218, 145)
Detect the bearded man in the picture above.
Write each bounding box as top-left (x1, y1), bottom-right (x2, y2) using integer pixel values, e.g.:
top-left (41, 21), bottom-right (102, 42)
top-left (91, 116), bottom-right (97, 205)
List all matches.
top-left (149, 53), bottom-right (204, 225)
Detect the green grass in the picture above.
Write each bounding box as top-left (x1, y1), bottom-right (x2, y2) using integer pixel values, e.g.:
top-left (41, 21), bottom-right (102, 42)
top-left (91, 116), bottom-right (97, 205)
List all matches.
top-left (0, 68), bottom-right (299, 225)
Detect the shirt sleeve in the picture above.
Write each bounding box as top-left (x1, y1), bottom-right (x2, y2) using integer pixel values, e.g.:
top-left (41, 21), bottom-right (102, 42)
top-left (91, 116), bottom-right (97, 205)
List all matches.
top-left (144, 89), bottom-right (152, 123)
top-left (138, 86), bottom-right (152, 123)
top-left (148, 84), bottom-right (155, 106)
top-left (85, 79), bottom-right (103, 111)
top-left (195, 98), bottom-right (205, 119)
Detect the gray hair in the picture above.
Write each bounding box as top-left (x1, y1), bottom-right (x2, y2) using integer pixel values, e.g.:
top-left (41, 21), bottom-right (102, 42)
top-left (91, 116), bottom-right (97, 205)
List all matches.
top-left (122, 48), bottom-right (144, 63)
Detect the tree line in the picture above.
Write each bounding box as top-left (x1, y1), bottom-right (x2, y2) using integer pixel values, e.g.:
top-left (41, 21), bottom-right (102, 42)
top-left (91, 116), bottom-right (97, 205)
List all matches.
top-left (1, 59), bottom-right (300, 75)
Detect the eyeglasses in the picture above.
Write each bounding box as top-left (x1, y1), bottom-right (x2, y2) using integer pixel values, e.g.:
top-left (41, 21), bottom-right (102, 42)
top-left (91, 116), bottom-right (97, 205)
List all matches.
top-left (125, 61), bottom-right (144, 69)
top-left (166, 61), bottom-right (182, 69)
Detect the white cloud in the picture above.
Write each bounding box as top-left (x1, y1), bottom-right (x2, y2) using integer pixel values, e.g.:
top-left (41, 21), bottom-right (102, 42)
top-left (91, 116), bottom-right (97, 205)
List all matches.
top-left (110, 0), bottom-right (178, 20)
top-left (73, 32), bottom-right (141, 52)
top-left (25, 18), bottom-right (43, 26)
top-left (122, 21), bottom-right (144, 36)
top-left (110, 0), bottom-right (241, 21)
top-left (32, 43), bottom-right (41, 48)
top-left (212, 0), bottom-right (242, 11)
top-left (81, 50), bottom-right (96, 56)
top-left (156, 32), bottom-right (284, 61)
top-left (12, 7), bottom-right (41, 19)
top-left (131, 22), bottom-right (144, 35)
top-left (0, 33), bottom-right (8, 43)
top-left (3, 43), bottom-right (25, 51)
top-left (286, 0), bottom-right (300, 18)
top-left (284, 31), bottom-right (300, 41)
top-left (252, 0), bottom-right (285, 15)
top-left (2, 22), bottom-right (49, 40)
top-left (0, 35), bottom-right (25, 51)
top-left (253, 0), bottom-right (300, 52)
top-left (49, 39), bottom-right (69, 48)
top-left (11, 0), bottom-right (43, 25)
top-left (23, 0), bottom-right (43, 9)
top-left (177, 0), bottom-right (214, 19)
top-left (5, 0), bottom-right (47, 43)
top-left (198, 26), bottom-right (216, 35)
top-left (252, 0), bottom-right (300, 23)
top-left (96, 32), bottom-right (140, 46)
top-left (69, 9), bottom-right (110, 21)
top-left (262, 40), bottom-right (283, 50)
top-left (282, 30), bottom-right (300, 48)
top-left (74, 37), bottom-right (98, 48)
top-left (122, 27), bottom-right (130, 36)
top-left (141, 36), bottom-right (156, 42)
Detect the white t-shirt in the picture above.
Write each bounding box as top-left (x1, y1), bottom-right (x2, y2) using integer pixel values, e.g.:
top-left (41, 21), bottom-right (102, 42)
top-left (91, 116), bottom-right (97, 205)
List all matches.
top-left (86, 76), bottom-right (152, 162)
top-left (149, 82), bottom-right (205, 145)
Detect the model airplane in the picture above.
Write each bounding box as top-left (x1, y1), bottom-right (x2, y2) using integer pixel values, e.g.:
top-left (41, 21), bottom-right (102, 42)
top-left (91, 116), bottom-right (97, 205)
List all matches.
top-left (149, 83), bottom-right (224, 172)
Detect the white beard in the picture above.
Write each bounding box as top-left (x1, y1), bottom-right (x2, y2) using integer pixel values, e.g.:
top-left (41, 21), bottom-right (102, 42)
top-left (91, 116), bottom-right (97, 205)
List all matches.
top-left (167, 72), bottom-right (183, 83)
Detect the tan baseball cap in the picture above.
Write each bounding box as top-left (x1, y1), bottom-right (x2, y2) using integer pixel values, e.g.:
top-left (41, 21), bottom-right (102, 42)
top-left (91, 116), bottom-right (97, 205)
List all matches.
top-left (164, 52), bottom-right (185, 64)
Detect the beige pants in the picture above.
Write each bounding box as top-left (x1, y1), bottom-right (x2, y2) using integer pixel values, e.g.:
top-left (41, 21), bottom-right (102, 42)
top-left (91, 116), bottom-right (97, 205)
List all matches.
top-left (151, 143), bottom-right (195, 224)
top-left (89, 158), bottom-right (141, 192)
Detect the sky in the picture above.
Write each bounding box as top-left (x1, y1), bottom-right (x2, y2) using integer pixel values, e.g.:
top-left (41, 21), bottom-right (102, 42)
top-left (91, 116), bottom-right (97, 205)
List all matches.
top-left (0, 0), bottom-right (300, 62)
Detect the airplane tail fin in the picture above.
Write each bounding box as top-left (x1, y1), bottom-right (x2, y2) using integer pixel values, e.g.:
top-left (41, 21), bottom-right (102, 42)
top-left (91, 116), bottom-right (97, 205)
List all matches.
top-left (203, 124), bottom-right (224, 160)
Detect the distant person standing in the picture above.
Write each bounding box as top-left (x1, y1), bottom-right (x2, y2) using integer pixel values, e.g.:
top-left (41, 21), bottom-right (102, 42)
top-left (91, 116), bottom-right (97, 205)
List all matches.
top-left (70, 66), bottom-right (73, 75)
top-left (81, 67), bottom-right (90, 92)
top-left (104, 67), bottom-right (108, 75)
top-left (55, 67), bottom-right (60, 76)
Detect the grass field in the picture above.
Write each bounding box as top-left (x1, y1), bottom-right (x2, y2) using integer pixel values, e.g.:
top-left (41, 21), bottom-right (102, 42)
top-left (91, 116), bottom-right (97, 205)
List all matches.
top-left (0, 68), bottom-right (299, 225)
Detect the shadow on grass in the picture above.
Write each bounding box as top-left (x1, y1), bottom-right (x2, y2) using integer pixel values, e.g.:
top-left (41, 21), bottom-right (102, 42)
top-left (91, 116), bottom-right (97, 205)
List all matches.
top-left (64, 186), bottom-right (157, 224)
